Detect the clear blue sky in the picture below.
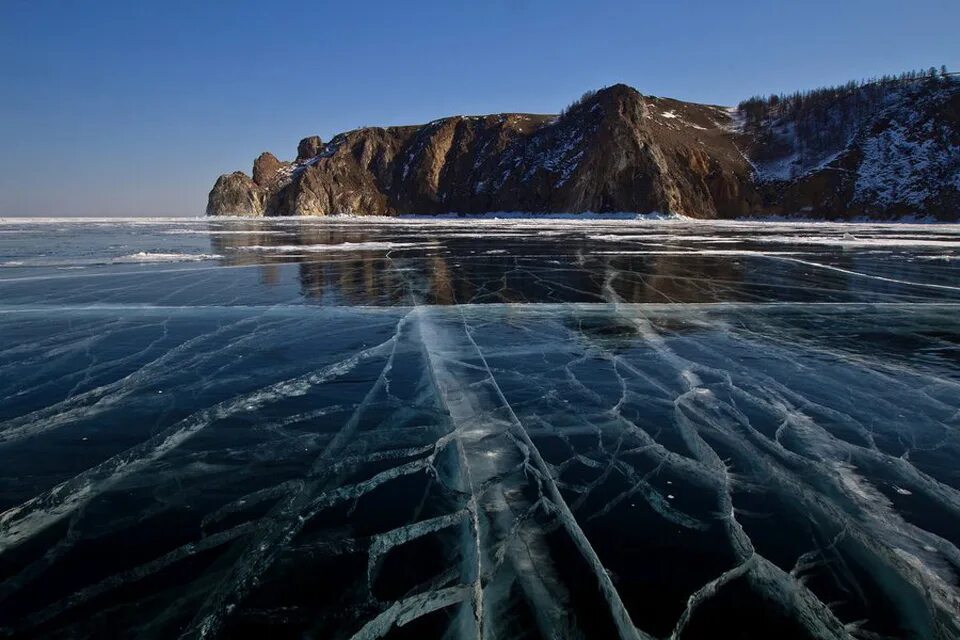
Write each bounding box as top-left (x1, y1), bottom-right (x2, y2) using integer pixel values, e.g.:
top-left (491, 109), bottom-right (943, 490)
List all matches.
top-left (1, 0), bottom-right (958, 216)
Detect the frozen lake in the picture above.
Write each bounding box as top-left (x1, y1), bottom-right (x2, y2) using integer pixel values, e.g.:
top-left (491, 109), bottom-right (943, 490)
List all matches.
top-left (1, 217), bottom-right (959, 639)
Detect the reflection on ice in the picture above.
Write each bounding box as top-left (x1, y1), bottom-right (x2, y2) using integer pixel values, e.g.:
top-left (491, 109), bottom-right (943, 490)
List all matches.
top-left (0, 217), bottom-right (959, 639)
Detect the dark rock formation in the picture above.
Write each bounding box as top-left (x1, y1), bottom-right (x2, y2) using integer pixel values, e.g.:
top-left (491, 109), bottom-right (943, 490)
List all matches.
top-left (205, 172), bottom-right (264, 216)
top-left (296, 136), bottom-right (323, 163)
top-left (207, 76), bottom-right (960, 220)
top-left (252, 152), bottom-right (287, 187)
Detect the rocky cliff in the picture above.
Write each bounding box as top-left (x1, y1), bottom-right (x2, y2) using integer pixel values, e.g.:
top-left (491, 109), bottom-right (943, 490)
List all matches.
top-left (207, 75), bottom-right (960, 220)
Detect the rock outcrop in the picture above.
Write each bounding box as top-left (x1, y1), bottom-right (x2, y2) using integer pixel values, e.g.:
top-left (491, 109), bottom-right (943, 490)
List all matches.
top-left (207, 75), bottom-right (960, 220)
top-left (296, 136), bottom-right (323, 163)
top-left (252, 152), bottom-right (287, 187)
top-left (205, 172), bottom-right (264, 216)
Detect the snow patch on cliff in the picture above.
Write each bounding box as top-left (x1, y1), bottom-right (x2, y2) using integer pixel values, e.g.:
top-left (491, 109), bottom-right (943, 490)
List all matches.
top-left (854, 119), bottom-right (960, 209)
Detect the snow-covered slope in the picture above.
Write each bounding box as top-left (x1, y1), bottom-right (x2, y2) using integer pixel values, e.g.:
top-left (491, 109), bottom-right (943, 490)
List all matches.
top-left (740, 74), bottom-right (960, 219)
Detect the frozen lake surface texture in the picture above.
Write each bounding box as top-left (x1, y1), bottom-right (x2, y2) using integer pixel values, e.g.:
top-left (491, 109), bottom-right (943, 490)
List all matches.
top-left (1, 216), bottom-right (960, 640)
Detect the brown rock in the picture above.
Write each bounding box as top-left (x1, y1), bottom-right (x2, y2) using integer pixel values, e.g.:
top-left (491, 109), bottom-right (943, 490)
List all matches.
top-left (252, 152), bottom-right (284, 187)
top-left (206, 172), bottom-right (264, 216)
top-left (206, 78), bottom-right (960, 220)
top-left (296, 136), bottom-right (323, 163)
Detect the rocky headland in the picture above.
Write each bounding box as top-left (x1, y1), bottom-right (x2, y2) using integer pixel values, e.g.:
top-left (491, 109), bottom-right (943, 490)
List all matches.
top-left (208, 72), bottom-right (960, 220)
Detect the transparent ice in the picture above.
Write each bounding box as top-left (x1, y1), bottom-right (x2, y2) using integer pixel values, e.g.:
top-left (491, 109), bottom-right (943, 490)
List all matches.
top-left (1, 217), bottom-right (959, 639)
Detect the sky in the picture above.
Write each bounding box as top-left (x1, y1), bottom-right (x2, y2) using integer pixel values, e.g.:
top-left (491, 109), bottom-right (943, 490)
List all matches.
top-left (1, 0), bottom-right (958, 216)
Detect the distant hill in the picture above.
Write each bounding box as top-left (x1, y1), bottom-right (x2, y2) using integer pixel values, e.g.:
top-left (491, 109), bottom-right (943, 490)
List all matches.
top-left (207, 69), bottom-right (960, 220)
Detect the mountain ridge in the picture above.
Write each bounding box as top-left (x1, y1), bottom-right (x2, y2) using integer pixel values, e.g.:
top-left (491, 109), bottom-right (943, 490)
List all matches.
top-left (207, 74), bottom-right (960, 220)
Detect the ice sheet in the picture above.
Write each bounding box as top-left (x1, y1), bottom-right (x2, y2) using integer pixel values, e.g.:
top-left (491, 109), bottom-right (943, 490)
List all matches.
top-left (1, 217), bottom-right (959, 639)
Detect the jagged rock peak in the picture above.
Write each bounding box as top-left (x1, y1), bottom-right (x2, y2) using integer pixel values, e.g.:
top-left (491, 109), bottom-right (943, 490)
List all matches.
top-left (252, 152), bottom-right (285, 187)
top-left (206, 172), bottom-right (264, 216)
top-left (297, 136), bottom-right (323, 162)
top-left (593, 83), bottom-right (644, 102)
top-left (563, 84), bottom-right (645, 114)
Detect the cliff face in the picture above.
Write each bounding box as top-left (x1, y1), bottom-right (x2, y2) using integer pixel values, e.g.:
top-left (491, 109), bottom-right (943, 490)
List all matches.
top-left (207, 78), bottom-right (960, 220)
top-left (206, 172), bottom-right (264, 216)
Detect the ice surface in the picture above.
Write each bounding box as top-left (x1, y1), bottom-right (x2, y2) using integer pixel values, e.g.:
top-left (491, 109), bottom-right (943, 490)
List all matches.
top-left (237, 242), bottom-right (439, 253)
top-left (1, 217), bottom-right (959, 639)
